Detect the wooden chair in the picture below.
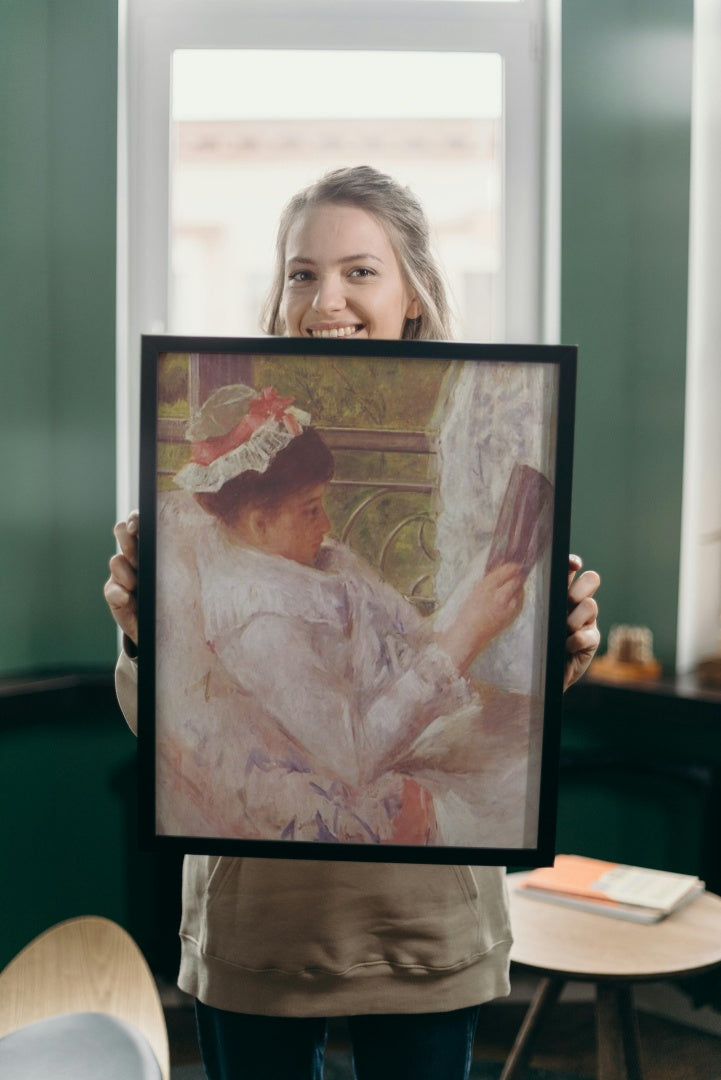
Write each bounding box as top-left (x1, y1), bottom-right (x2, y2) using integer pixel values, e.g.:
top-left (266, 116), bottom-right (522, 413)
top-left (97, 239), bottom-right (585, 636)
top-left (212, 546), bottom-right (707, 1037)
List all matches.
top-left (0, 915), bottom-right (169, 1079)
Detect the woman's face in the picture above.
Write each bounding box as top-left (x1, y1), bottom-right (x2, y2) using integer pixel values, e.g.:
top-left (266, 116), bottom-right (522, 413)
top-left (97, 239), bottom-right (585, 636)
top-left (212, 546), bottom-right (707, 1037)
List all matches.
top-left (255, 482), bottom-right (331, 567)
top-left (280, 203), bottom-right (421, 341)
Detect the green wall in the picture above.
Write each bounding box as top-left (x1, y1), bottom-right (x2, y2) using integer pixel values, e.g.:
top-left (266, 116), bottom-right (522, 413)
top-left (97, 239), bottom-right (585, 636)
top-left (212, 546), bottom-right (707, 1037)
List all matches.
top-left (0, 0), bottom-right (118, 676)
top-left (562, 0), bottom-right (693, 669)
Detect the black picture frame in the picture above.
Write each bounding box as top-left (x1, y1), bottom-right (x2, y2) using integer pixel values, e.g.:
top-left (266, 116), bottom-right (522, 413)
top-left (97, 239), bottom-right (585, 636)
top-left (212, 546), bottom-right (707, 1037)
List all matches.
top-left (138, 335), bottom-right (576, 865)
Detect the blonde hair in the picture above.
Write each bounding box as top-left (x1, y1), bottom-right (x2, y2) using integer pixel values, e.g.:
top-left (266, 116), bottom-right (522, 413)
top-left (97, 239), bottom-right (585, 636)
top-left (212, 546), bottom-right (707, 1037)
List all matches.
top-left (262, 166), bottom-right (453, 341)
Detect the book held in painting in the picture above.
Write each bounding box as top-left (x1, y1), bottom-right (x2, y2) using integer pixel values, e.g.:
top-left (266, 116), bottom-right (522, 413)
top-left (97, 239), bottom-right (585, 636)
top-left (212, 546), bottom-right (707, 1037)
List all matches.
top-left (485, 462), bottom-right (554, 578)
top-left (515, 854), bottom-right (705, 923)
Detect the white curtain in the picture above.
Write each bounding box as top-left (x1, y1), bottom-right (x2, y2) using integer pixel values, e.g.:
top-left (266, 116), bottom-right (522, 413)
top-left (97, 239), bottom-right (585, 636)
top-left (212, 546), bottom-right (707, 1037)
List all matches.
top-left (677, 0), bottom-right (721, 672)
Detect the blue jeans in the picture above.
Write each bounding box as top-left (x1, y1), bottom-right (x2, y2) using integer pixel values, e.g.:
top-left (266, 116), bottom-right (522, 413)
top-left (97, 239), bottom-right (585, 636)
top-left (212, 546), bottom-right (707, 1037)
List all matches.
top-left (195, 1000), bottom-right (481, 1080)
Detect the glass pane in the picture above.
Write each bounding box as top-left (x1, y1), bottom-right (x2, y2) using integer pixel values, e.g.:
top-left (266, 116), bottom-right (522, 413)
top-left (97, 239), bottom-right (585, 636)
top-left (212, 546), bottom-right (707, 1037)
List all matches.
top-left (170, 50), bottom-right (503, 340)
top-left (335, 0), bottom-right (521, 3)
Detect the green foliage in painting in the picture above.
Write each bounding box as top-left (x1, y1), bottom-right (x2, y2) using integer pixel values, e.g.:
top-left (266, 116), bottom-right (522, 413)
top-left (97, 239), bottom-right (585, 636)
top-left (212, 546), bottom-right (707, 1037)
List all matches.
top-left (252, 354), bottom-right (452, 431)
top-left (158, 442), bottom-right (190, 492)
top-left (158, 353), bottom-right (190, 418)
top-left (324, 486), bottom-right (437, 607)
top-left (333, 449), bottom-right (434, 486)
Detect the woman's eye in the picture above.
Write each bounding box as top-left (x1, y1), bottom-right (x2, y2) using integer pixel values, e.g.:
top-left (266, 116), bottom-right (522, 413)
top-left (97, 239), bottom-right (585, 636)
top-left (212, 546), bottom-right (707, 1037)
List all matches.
top-left (349, 267), bottom-right (375, 279)
top-left (288, 269), bottom-right (313, 283)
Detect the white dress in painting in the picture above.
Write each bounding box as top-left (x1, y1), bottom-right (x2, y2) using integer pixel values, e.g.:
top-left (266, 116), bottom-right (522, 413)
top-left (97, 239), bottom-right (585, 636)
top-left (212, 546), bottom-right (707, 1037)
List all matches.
top-left (154, 492), bottom-right (537, 850)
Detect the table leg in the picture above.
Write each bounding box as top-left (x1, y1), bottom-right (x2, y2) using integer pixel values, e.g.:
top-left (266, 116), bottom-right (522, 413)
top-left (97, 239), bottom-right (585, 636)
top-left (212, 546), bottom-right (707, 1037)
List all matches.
top-left (499, 976), bottom-right (565, 1080)
top-left (596, 982), bottom-right (643, 1080)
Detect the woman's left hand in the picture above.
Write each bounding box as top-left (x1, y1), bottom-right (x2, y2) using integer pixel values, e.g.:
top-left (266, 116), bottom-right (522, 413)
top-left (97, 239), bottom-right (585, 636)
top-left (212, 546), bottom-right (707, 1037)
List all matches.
top-left (564, 555), bottom-right (601, 691)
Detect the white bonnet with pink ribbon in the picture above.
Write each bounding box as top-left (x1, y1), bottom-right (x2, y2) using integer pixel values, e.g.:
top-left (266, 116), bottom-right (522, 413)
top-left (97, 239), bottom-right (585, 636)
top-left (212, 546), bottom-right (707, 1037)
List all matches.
top-left (174, 384), bottom-right (311, 494)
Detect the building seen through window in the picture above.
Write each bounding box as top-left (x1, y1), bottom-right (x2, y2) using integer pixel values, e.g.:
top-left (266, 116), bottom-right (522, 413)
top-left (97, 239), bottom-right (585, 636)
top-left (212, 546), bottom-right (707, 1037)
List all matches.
top-left (170, 50), bottom-right (503, 341)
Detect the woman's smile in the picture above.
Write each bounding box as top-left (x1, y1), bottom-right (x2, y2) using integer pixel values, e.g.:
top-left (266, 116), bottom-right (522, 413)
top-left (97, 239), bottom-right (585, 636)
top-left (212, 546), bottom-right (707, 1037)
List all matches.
top-left (306, 323), bottom-right (364, 339)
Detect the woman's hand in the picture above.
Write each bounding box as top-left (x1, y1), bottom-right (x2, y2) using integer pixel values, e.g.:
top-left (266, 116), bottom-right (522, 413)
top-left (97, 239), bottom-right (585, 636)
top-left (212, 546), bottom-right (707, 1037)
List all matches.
top-left (436, 562), bottom-right (525, 674)
top-left (103, 510), bottom-right (139, 646)
top-left (564, 554), bottom-right (601, 691)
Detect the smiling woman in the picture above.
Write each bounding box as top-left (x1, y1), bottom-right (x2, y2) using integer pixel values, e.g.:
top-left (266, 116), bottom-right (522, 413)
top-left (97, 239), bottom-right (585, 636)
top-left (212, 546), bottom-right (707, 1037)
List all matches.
top-left (263, 167), bottom-right (451, 341)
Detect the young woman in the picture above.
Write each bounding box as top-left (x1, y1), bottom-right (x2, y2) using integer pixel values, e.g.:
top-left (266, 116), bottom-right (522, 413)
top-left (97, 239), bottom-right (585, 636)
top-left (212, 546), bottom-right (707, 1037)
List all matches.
top-left (106, 166), bottom-right (600, 1080)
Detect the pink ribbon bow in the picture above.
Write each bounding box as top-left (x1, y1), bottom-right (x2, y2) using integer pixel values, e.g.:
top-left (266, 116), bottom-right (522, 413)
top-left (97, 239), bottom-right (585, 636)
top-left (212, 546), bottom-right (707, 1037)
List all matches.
top-left (191, 387), bottom-right (301, 466)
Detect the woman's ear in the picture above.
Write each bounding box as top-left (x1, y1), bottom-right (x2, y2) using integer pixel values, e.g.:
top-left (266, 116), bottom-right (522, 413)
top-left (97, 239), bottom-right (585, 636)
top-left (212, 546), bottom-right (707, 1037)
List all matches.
top-left (232, 506), bottom-right (267, 547)
top-left (406, 296), bottom-right (423, 320)
top-left (246, 508), bottom-right (268, 544)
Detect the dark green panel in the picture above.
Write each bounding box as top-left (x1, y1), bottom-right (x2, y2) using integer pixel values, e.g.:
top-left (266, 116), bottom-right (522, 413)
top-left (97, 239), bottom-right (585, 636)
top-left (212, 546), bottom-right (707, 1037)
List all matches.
top-left (559, 682), bottom-right (721, 888)
top-left (0, 687), bottom-right (132, 967)
top-left (0, 1), bottom-right (55, 671)
top-left (0, 0), bottom-right (119, 673)
top-left (47, 0), bottom-right (119, 667)
top-left (562, 0), bottom-right (693, 668)
top-left (556, 770), bottom-right (707, 877)
top-left (0, 681), bottom-right (185, 976)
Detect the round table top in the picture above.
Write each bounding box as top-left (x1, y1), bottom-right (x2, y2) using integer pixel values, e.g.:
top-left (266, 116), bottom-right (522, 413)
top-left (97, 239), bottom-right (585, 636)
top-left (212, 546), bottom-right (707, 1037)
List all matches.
top-left (508, 872), bottom-right (721, 981)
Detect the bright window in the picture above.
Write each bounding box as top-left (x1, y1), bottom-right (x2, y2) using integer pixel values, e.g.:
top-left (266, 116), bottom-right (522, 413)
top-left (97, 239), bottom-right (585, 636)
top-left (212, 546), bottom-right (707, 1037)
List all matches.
top-left (118, 0), bottom-right (557, 508)
top-left (170, 49), bottom-right (503, 341)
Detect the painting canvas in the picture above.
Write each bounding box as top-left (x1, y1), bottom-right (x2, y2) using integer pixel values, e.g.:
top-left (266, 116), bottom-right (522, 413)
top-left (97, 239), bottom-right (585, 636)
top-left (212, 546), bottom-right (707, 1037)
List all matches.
top-left (137, 336), bottom-right (576, 865)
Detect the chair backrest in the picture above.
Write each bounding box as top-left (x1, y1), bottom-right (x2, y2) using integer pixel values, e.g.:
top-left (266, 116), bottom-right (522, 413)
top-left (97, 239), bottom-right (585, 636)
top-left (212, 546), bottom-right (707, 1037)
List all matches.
top-left (0, 915), bottom-right (170, 1080)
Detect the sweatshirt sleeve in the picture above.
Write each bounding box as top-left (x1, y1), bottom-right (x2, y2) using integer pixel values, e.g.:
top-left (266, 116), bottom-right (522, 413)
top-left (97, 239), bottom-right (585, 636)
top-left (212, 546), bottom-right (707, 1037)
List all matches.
top-left (115, 647), bottom-right (139, 736)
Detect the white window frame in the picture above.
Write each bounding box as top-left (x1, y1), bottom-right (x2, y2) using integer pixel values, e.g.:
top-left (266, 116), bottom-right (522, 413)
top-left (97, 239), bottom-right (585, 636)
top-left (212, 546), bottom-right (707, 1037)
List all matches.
top-left (116, 0), bottom-right (559, 511)
top-left (676, 0), bottom-right (721, 674)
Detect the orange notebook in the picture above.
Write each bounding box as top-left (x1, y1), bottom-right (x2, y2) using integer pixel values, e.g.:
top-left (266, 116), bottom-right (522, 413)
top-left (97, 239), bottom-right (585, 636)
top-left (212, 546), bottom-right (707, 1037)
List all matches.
top-left (517, 854), bottom-right (704, 923)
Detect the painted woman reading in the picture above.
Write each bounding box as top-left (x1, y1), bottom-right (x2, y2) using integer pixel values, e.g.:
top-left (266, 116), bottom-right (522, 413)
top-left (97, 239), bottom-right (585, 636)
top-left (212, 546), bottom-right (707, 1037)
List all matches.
top-left (155, 382), bottom-right (530, 848)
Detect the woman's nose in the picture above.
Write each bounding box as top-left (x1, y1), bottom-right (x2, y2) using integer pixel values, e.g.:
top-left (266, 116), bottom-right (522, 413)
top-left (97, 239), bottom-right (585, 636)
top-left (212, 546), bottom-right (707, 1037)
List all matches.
top-left (312, 274), bottom-right (345, 314)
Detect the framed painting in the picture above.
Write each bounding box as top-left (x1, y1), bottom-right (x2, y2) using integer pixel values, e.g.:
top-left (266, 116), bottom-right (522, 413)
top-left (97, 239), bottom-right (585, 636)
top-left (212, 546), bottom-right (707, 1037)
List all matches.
top-left (137, 335), bottom-right (576, 865)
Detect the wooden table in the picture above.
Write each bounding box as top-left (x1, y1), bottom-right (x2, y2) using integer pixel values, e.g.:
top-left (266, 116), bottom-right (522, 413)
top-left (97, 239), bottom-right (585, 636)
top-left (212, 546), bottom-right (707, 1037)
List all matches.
top-left (502, 873), bottom-right (721, 1080)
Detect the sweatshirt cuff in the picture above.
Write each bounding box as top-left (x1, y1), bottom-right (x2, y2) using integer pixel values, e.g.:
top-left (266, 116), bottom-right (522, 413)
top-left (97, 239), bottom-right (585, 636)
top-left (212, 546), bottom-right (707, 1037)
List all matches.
top-left (122, 634), bottom-right (138, 661)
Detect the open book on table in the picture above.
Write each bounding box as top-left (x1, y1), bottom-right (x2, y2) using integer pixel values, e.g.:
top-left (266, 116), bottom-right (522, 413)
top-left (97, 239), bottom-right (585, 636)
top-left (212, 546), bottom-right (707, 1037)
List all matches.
top-left (515, 854), bottom-right (705, 924)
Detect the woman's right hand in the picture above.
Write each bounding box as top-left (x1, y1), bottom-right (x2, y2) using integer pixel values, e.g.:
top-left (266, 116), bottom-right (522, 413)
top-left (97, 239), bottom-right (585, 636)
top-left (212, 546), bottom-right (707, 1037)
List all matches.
top-left (103, 510), bottom-right (139, 646)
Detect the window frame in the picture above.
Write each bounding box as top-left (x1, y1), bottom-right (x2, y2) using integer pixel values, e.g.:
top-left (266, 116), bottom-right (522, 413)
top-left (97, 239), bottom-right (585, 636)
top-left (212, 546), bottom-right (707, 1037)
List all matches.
top-left (117, 0), bottom-right (558, 510)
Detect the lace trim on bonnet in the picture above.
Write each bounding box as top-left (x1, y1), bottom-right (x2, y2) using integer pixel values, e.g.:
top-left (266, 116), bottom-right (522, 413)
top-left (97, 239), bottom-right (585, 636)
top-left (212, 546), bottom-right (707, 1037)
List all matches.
top-left (173, 383), bottom-right (310, 494)
top-left (175, 423), bottom-right (301, 494)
